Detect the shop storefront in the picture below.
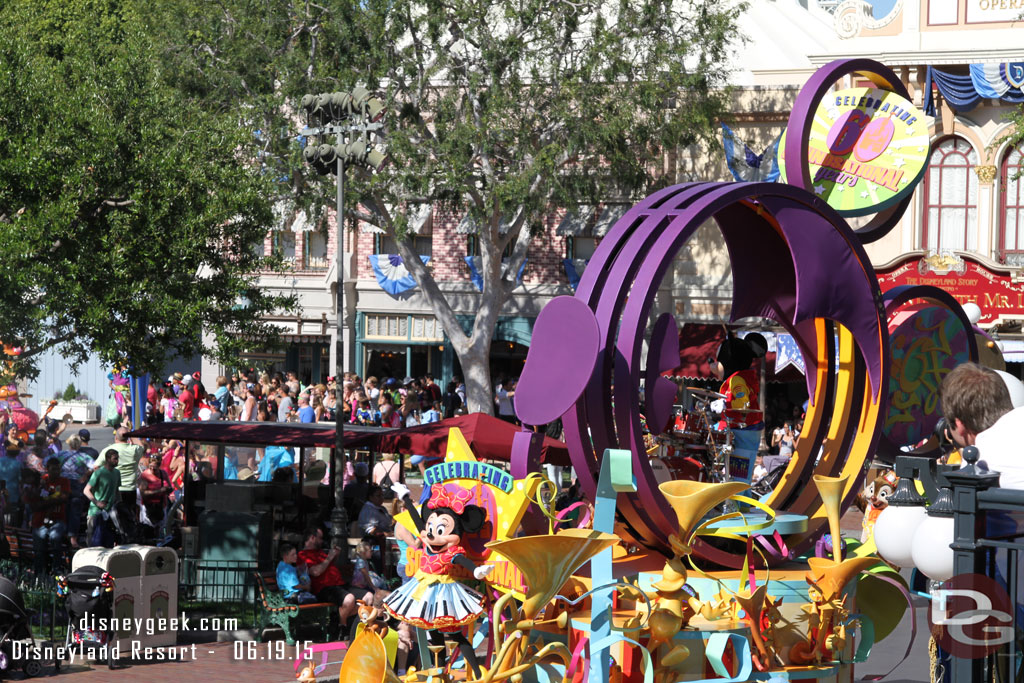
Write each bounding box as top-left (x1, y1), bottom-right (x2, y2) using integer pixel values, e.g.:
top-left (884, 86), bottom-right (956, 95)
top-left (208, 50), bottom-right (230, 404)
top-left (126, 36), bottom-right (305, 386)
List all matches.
top-left (355, 312), bottom-right (535, 384)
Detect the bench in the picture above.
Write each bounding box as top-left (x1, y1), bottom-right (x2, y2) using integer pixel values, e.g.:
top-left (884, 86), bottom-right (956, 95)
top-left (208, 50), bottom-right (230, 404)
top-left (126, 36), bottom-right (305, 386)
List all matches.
top-left (253, 571), bottom-right (333, 645)
top-left (4, 528), bottom-right (35, 563)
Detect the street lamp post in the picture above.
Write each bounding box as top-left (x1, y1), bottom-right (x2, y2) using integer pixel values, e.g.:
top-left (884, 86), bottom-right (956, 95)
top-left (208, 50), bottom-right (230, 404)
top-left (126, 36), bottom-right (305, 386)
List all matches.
top-left (300, 88), bottom-right (385, 548)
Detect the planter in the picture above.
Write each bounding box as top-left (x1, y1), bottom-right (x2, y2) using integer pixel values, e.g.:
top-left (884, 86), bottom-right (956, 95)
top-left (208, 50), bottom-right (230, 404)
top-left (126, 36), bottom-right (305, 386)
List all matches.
top-left (47, 400), bottom-right (101, 423)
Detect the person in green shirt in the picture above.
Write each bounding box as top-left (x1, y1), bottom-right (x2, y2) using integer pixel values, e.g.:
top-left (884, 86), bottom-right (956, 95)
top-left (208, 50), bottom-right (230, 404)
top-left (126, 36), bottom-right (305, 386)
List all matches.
top-left (103, 428), bottom-right (144, 503)
top-left (84, 450), bottom-right (121, 543)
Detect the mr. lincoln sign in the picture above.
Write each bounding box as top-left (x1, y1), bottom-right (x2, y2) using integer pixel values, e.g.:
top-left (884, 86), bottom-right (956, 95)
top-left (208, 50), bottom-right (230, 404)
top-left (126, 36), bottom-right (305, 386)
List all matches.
top-left (780, 86), bottom-right (930, 216)
top-left (878, 252), bottom-right (1024, 325)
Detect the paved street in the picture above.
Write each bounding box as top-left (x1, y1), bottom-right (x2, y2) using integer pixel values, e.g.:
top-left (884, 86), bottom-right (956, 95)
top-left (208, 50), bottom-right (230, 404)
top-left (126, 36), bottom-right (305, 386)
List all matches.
top-left (15, 641), bottom-right (331, 683)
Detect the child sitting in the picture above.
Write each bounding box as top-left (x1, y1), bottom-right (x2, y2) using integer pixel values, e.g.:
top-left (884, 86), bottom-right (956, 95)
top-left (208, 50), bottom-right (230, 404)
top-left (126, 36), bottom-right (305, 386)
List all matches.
top-left (276, 542), bottom-right (317, 604)
top-left (352, 541), bottom-right (389, 603)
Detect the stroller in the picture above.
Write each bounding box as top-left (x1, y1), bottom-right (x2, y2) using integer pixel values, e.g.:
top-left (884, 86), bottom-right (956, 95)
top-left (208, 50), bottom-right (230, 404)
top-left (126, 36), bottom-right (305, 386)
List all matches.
top-left (56, 566), bottom-right (117, 669)
top-left (0, 576), bottom-right (45, 678)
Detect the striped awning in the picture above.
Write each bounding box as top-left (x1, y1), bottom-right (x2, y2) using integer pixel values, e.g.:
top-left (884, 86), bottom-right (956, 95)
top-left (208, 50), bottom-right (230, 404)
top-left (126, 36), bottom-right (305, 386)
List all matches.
top-left (1002, 339), bottom-right (1024, 362)
top-left (593, 204), bottom-right (629, 237)
top-left (556, 206), bottom-right (594, 235)
top-left (456, 210), bottom-right (520, 234)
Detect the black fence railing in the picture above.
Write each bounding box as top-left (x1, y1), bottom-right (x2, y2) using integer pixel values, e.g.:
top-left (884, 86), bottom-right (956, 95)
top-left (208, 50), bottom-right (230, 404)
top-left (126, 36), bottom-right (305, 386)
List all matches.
top-left (0, 561), bottom-right (66, 643)
top-left (899, 447), bottom-right (1024, 683)
top-left (178, 557), bottom-right (260, 629)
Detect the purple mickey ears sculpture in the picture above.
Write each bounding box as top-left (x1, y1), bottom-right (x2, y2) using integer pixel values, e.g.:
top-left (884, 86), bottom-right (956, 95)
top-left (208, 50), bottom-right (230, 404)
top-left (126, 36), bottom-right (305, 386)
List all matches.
top-left (514, 296), bottom-right (601, 427)
top-left (520, 181), bottom-right (890, 568)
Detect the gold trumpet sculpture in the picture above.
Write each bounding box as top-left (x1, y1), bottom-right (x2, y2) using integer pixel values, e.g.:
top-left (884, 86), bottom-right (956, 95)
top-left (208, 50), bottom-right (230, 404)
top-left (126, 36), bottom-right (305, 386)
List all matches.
top-left (644, 481), bottom-right (749, 674)
top-left (659, 480), bottom-right (749, 557)
top-left (812, 474), bottom-right (847, 562)
top-left (482, 529), bottom-right (618, 682)
top-left (790, 473), bottom-right (879, 665)
top-left (337, 629), bottom-right (403, 683)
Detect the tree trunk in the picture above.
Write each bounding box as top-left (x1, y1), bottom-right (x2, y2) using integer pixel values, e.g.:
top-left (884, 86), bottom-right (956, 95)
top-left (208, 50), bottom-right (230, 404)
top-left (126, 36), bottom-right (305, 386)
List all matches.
top-left (458, 343), bottom-right (495, 416)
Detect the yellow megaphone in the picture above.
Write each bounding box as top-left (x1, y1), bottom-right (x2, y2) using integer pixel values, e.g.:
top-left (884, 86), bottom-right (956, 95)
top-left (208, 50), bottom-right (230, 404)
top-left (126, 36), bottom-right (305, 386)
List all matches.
top-left (812, 474), bottom-right (848, 562)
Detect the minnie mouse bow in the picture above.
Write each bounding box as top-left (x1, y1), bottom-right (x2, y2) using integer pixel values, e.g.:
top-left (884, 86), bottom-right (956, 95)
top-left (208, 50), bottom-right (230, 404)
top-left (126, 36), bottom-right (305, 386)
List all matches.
top-left (427, 485), bottom-right (473, 514)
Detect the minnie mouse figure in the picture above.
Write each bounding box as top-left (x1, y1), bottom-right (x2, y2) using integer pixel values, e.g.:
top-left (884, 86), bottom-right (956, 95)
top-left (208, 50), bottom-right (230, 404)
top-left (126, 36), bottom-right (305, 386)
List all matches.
top-left (386, 482), bottom-right (493, 678)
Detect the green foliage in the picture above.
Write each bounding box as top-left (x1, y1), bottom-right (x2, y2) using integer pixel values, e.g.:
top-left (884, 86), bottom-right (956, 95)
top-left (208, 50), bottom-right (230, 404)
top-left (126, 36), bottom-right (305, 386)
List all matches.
top-left (0, 0), bottom-right (296, 379)
top-left (1002, 106), bottom-right (1024, 180)
top-left (132, 0), bottom-right (742, 409)
top-left (61, 383), bottom-right (78, 402)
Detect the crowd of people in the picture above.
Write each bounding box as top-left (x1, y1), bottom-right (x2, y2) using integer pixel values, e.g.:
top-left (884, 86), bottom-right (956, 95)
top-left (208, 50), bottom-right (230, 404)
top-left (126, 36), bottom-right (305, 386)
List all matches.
top-left (125, 369), bottom-right (469, 429)
top-left (0, 416), bottom-right (180, 577)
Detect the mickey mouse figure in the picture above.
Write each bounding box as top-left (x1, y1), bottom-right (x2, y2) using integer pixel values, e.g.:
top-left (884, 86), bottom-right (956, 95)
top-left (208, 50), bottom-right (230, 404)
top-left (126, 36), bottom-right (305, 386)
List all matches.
top-left (386, 482), bottom-right (494, 679)
top-left (710, 331), bottom-right (766, 482)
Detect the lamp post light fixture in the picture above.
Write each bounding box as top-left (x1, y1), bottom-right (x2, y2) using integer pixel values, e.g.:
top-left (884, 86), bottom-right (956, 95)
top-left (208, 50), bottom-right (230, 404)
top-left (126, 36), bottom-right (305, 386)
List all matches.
top-left (874, 468), bottom-right (929, 569)
top-left (910, 475), bottom-right (957, 582)
top-left (299, 87), bottom-right (386, 548)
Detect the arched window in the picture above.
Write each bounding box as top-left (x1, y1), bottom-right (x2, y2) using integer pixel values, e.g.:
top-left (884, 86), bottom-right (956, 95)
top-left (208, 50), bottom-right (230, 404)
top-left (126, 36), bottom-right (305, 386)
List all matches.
top-left (922, 137), bottom-right (979, 253)
top-left (999, 146), bottom-right (1024, 266)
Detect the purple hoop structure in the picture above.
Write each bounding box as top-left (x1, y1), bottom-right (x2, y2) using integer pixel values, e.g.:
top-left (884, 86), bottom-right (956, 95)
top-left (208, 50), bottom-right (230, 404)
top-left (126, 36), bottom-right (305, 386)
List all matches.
top-left (875, 285), bottom-right (979, 461)
top-left (783, 59), bottom-right (914, 245)
top-left (515, 180), bottom-right (891, 567)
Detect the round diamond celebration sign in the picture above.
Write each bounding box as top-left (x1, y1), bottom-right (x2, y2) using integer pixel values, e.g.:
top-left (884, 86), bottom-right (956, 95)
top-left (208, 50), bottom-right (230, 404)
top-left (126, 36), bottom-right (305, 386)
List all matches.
top-left (780, 87), bottom-right (930, 216)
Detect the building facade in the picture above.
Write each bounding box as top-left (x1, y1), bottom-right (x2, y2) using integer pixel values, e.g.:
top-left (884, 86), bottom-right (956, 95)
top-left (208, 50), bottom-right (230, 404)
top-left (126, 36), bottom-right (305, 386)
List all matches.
top-left (205, 0), bottom-right (1024, 387)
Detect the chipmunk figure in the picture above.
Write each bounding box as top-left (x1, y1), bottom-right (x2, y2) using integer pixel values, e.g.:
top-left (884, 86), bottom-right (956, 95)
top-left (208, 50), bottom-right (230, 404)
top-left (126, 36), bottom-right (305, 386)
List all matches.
top-left (295, 660), bottom-right (317, 683)
top-left (357, 599), bottom-right (389, 637)
top-left (855, 470), bottom-right (897, 543)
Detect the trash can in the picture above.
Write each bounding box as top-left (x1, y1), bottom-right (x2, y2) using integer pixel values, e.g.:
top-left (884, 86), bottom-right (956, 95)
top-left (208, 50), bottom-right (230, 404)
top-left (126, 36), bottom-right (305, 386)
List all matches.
top-left (135, 545), bottom-right (178, 648)
top-left (72, 546), bottom-right (143, 648)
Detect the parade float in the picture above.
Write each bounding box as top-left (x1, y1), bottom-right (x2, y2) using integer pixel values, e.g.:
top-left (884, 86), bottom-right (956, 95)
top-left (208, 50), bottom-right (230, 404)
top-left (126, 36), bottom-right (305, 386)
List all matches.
top-left (331, 57), bottom-right (978, 683)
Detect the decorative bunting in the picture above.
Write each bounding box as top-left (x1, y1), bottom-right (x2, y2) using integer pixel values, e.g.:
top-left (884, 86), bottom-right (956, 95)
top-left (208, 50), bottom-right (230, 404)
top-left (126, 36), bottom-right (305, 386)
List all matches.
top-left (775, 333), bottom-right (805, 375)
top-left (721, 123), bottom-right (782, 183)
top-left (368, 254), bottom-right (430, 296)
top-left (924, 64), bottom-right (1024, 116)
top-left (464, 256), bottom-right (527, 291)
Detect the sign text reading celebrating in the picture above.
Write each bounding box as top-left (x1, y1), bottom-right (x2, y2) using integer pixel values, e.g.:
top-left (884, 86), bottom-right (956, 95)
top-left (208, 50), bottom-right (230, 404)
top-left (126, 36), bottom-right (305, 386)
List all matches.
top-left (424, 460), bottom-right (514, 493)
top-left (780, 86), bottom-right (929, 216)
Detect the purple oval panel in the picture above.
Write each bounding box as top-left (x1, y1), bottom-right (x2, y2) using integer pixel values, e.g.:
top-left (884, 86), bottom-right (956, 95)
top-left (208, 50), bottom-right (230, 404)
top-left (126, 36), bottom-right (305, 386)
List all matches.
top-left (514, 297), bottom-right (600, 426)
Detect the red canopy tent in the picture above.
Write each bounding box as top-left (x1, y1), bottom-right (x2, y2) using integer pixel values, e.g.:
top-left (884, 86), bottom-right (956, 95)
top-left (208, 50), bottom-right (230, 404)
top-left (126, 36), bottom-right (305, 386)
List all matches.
top-left (666, 323), bottom-right (804, 383)
top-left (377, 412), bottom-right (571, 466)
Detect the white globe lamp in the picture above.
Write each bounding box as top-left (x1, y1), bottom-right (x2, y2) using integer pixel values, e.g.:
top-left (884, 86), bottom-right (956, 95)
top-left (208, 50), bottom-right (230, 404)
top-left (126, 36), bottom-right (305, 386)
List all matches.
top-left (874, 475), bottom-right (929, 568)
top-left (962, 301), bottom-right (982, 324)
top-left (911, 514), bottom-right (955, 582)
top-left (910, 482), bottom-right (957, 582)
top-left (995, 370), bottom-right (1024, 408)
top-left (874, 504), bottom-right (928, 568)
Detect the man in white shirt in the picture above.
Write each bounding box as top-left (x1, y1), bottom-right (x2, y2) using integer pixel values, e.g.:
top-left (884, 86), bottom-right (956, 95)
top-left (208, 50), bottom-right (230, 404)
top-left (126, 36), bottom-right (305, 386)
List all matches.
top-left (941, 362), bottom-right (1019, 486)
top-left (495, 378), bottom-right (517, 423)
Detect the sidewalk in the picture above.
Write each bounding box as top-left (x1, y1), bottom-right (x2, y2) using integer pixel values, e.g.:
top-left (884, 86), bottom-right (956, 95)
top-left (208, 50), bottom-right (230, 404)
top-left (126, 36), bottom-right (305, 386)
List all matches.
top-left (28, 640), bottom-right (340, 683)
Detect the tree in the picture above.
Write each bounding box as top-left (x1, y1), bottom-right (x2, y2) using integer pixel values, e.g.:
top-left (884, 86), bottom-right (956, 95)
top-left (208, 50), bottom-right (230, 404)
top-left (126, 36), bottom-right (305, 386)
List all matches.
top-left (0, 0), bottom-right (295, 381)
top-left (344, 0), bottom-right (743, 412)
top-left (1003, 105), bottom-right (1024, 180)
top-left (137, 0), bottom-right (742, 413)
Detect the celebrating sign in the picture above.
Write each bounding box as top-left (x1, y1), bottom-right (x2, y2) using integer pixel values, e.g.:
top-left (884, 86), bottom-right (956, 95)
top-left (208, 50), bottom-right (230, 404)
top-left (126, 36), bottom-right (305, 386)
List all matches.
top-left (780, 86), bottom-right (929, 216)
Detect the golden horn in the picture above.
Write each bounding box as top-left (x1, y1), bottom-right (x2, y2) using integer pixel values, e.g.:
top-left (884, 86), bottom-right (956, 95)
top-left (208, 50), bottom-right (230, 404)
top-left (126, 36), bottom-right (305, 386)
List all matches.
top-left (338, 629), bottom-right (402, 683)
top-left (487, 528), bottom-right (618, 620)
top-left (806, 556), bottom-right (879, 602)
top-left (812, 474), bottom-right (849, 563)
top-left (733, 584), bottom-right (768, 624)
top-left (659, 480), bottom-right (749, 550)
